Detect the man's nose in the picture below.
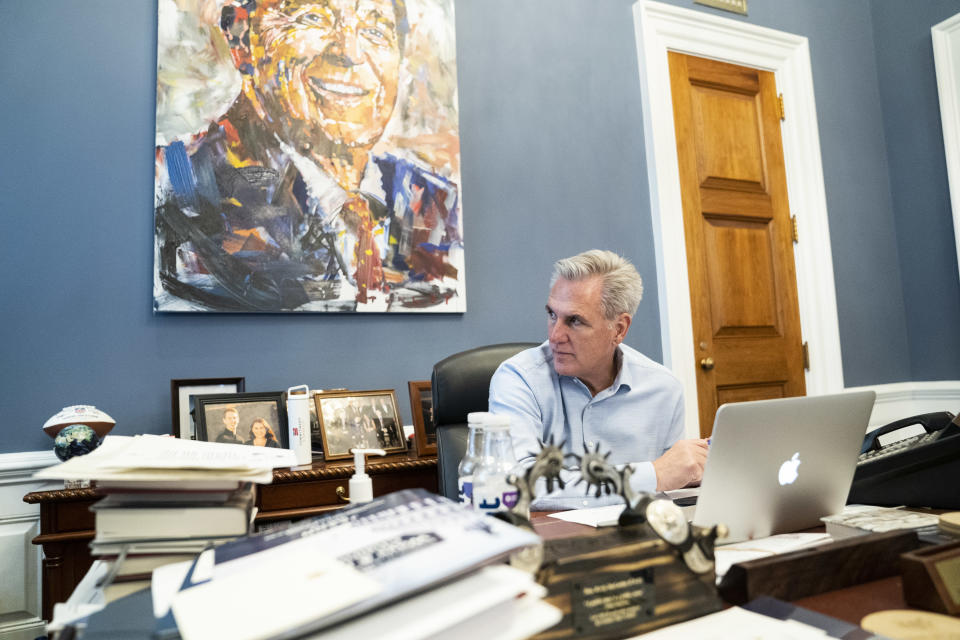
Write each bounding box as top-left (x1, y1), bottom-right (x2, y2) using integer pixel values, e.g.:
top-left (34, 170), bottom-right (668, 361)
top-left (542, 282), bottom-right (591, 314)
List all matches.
top-left (549, 321), bottom-right (567, 344)
top-left (327, 16), bottom-right (363, 66)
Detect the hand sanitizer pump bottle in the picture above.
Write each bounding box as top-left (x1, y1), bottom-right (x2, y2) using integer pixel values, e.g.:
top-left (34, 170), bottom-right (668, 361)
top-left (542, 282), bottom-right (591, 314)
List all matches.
top-left (472, 414), bottom-right (518, 514)
top-left (458, 412), bottom-right (488, 507)
top-left (349, 448), bottom-right (386, 504)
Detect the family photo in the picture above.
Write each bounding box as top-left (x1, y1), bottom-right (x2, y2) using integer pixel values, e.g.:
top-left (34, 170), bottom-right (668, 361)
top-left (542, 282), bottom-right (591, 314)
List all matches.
top-left (195, 395), bottom-right (288, 448)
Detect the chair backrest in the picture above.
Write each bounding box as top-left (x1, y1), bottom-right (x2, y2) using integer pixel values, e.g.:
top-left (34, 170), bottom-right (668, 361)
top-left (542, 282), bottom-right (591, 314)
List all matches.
top-left (431, 342), bottom-right (538, 499)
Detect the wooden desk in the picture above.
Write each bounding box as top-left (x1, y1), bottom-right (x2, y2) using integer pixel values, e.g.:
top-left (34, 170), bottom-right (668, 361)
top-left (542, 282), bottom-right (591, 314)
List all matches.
top-left (529, 513), bottom-right (910, 628)
top-left (23, 451), bottom-right (437, 622)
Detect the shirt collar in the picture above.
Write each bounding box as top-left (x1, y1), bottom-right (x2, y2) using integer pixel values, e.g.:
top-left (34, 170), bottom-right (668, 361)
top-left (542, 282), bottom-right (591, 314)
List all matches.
top-left (277, 140), bottom-right (386, 224)
top-left (560, 345), bottom-right (631, 399)
top-left (606, 346), bottom-right (632, 395)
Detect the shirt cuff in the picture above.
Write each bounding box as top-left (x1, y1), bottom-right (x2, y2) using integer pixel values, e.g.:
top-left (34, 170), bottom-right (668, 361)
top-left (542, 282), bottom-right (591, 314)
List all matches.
top-left (627, 461), bottom-right (658, 495)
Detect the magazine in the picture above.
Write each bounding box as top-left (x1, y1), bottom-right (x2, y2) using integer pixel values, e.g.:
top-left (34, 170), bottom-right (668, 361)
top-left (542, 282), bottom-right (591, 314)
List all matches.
top-left (170, 489), bottom-right (541, 640)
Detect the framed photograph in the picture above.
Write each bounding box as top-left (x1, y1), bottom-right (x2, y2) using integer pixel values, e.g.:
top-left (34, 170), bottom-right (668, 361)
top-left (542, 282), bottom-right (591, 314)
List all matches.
top-left (310, 388), bottom-right (348, 453)
top-left (194, 392), bottom-right (288, 448)
top-left (408, 381), bottom-right (436, 456)
top-left (315, 390), bottom-right (406, 461)
top-left (171, 377), bottom-right (245, 439)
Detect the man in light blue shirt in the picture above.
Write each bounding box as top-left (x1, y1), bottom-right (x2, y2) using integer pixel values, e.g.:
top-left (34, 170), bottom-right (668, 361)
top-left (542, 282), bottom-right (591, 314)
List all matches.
top-left (489, 250), bottom-right (708, 510)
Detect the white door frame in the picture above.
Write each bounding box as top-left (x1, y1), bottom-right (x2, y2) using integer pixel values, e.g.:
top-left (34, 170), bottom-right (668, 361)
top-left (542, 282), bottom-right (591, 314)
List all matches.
top-left (932, 12), bottom-right (960, 284)
top-left (633, 1), bottom-right (845, 438)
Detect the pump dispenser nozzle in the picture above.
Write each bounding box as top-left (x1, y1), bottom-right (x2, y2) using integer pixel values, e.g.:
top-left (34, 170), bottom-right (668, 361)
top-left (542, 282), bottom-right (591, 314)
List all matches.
top-left (349, 448), bottom-right (386, 503)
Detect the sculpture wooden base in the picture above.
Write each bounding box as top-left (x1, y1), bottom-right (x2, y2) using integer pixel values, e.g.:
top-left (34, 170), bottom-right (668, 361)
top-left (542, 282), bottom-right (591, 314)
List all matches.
top-left (531, 525), bottom-right (721, 639)
top-left (718, 530), bottom-right (921, 605)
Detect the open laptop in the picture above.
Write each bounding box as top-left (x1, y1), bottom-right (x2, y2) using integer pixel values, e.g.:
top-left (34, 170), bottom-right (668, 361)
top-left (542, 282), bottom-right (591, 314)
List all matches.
top-left (691, 391), bottom-right (876, 544)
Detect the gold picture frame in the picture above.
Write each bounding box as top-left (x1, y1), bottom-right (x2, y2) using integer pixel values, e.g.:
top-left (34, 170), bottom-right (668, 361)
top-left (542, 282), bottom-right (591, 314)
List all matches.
top-left (314, 389), bottom-right (407, 461)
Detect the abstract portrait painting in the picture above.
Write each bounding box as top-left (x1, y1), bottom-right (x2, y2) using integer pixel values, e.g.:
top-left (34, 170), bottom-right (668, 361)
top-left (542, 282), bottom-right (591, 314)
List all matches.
top-left (154, 0), bottom-right (463, 312)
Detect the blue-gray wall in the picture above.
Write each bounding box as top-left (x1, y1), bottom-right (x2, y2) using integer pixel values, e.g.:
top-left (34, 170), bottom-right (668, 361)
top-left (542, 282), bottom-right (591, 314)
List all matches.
top-left (871, 0), bottom-right (960, 380)
top-left (2, 0), bottom-right (959, 455)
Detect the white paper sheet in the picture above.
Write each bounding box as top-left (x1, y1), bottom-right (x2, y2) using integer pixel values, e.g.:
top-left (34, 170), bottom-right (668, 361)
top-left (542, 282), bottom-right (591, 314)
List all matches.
top-left (545, 490), bottom-right (700, 527)
top-left (629, 606), bottom-right (831, 639)
top-left (151, 550), bottom-right (216, 618)
top-left (172, 550), bottom-right (381, 640)
top-left (547, 504), bottom-right (626, 527)
top-left (714, 532), bottom-right (833, 579)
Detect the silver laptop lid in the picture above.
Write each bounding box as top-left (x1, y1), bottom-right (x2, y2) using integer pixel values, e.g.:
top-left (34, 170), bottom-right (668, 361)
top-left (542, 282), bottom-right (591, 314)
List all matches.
top-left (692, 391), bottom-right (876, 544)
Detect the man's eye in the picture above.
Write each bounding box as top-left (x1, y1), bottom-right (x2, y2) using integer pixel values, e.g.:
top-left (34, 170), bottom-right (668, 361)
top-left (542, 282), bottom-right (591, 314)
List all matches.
top-left (570, 318), bottom-right (582, 327)
top-left (361, 26), bottom-right (386, 41)
top-left (297, 12), bottom-right (331, 27)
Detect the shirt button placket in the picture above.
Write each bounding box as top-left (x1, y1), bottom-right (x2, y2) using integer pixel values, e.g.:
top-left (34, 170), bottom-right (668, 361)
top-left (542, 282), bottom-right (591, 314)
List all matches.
top-left (584, 403), bottom-right (594, 451)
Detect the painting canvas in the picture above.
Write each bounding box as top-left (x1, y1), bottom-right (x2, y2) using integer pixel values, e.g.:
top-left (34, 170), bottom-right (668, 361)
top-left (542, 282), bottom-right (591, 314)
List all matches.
top-left (153, 0), bottom-right (464, 312)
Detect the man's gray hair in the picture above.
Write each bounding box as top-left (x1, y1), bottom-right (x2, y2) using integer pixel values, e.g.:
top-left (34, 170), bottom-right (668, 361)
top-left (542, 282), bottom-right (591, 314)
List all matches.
top-left (551, 250), bottom-right (644, 320)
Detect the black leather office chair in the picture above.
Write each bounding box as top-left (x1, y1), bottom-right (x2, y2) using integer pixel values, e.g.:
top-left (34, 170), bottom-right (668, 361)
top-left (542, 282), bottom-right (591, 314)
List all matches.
top-left (432, 342), bottom-right (538, 499)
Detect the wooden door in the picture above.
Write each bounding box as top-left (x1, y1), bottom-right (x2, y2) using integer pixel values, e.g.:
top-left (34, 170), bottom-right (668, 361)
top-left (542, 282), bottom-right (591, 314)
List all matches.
top-left (668, 52), bottom-right (806, 437)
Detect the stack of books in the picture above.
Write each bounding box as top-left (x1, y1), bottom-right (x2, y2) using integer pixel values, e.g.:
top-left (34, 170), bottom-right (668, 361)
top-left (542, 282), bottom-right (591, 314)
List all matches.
top-left (35, 434), bottom-right (297, 582)
top-left (89, 481), bottom-right (257, 579)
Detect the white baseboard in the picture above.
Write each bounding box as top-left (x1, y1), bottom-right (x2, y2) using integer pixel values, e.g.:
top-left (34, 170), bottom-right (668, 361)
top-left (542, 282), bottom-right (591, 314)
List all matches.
top-left (846, 381), bottom-right (960, 430)
top-left (0, 618), bottom-right (47, 640)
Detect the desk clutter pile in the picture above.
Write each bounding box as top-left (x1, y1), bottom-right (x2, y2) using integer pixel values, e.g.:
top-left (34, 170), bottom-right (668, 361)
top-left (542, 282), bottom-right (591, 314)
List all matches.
top-left (54, 490), bottom-right (559, 640)
top-left (35, 436), bottom-right (561, 640)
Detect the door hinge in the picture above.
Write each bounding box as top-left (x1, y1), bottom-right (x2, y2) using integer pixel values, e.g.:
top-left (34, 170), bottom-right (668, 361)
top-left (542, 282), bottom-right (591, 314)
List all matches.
top-left (777, 93), bottom-right (785, 121)
top-left (790, 215), bottom-right (799, 244)
top-left (802, 341), bottom-right (810, 371)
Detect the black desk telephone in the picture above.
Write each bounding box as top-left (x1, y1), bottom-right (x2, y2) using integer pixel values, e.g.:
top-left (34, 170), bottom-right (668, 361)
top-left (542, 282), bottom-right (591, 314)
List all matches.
top-left (848, 411), bottom-right (960, 509)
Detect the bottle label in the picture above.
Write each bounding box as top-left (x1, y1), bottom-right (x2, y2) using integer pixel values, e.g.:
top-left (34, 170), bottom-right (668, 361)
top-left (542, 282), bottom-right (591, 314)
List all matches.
top-left (458, 476), bottom-right (473, 506)
top-left (473, 477), bottom-right (519, 513)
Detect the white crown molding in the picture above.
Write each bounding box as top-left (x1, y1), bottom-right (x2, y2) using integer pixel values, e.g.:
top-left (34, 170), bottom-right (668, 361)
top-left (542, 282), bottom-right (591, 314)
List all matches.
top-left (633, 0), bottom-right (845, 438)
top-left (932, 12), bottom-right (960, 285)
top-left (847, 380), bottom-right (960, 429)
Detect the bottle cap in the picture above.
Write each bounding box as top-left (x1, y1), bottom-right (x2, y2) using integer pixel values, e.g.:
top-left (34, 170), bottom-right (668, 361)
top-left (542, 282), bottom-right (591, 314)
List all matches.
top-left (467, 411), bottom-right (491, 425)
top-left (484, 414), bottom-right (511, 430)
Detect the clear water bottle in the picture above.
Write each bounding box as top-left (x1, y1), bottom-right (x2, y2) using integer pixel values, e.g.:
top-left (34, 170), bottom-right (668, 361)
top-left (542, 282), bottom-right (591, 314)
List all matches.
top-left (458, 412), bottom-right (487, 506)
top-left (472, 414), bottom-right (519, 514)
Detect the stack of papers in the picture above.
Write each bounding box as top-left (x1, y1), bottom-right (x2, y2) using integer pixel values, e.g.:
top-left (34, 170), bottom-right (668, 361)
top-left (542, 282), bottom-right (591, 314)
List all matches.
top-left (33, 434), bottom-right (297, 485)
top-left (821, 504), bottom-right (940, 539)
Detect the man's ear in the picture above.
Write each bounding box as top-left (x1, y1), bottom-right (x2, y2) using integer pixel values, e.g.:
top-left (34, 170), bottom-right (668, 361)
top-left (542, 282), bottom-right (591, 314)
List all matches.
top-left (221, 2), bottom-right (254, 74)
top-left (614, 313), bottom-right (631, 345)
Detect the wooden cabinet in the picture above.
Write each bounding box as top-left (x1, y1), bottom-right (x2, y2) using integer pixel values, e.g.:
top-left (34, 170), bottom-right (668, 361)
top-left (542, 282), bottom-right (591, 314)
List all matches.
top-left (23, 452), bottom-right (437, 622)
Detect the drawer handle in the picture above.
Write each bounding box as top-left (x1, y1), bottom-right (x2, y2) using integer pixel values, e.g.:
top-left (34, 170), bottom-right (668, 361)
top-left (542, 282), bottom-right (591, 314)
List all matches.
top-left (336, 486), bottom-right (350, 503)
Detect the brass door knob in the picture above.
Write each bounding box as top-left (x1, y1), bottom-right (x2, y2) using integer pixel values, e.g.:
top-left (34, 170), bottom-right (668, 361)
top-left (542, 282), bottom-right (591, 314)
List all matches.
top-left (700, 357), bottom-right (715, 371)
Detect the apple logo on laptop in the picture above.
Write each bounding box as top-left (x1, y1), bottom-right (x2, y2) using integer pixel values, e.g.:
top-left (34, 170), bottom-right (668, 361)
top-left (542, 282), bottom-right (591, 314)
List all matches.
top-left (778, 452), bottom-right (801, 485)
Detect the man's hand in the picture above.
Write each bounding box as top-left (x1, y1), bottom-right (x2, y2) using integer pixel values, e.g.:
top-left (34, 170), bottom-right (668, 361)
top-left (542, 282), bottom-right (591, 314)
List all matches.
top-left (653, 439), bottom-right (709, 491)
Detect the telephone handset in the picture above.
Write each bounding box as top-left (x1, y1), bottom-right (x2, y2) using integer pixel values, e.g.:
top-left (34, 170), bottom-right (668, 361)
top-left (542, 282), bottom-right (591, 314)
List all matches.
top-left (849, 410), bottom-right (960, 509)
